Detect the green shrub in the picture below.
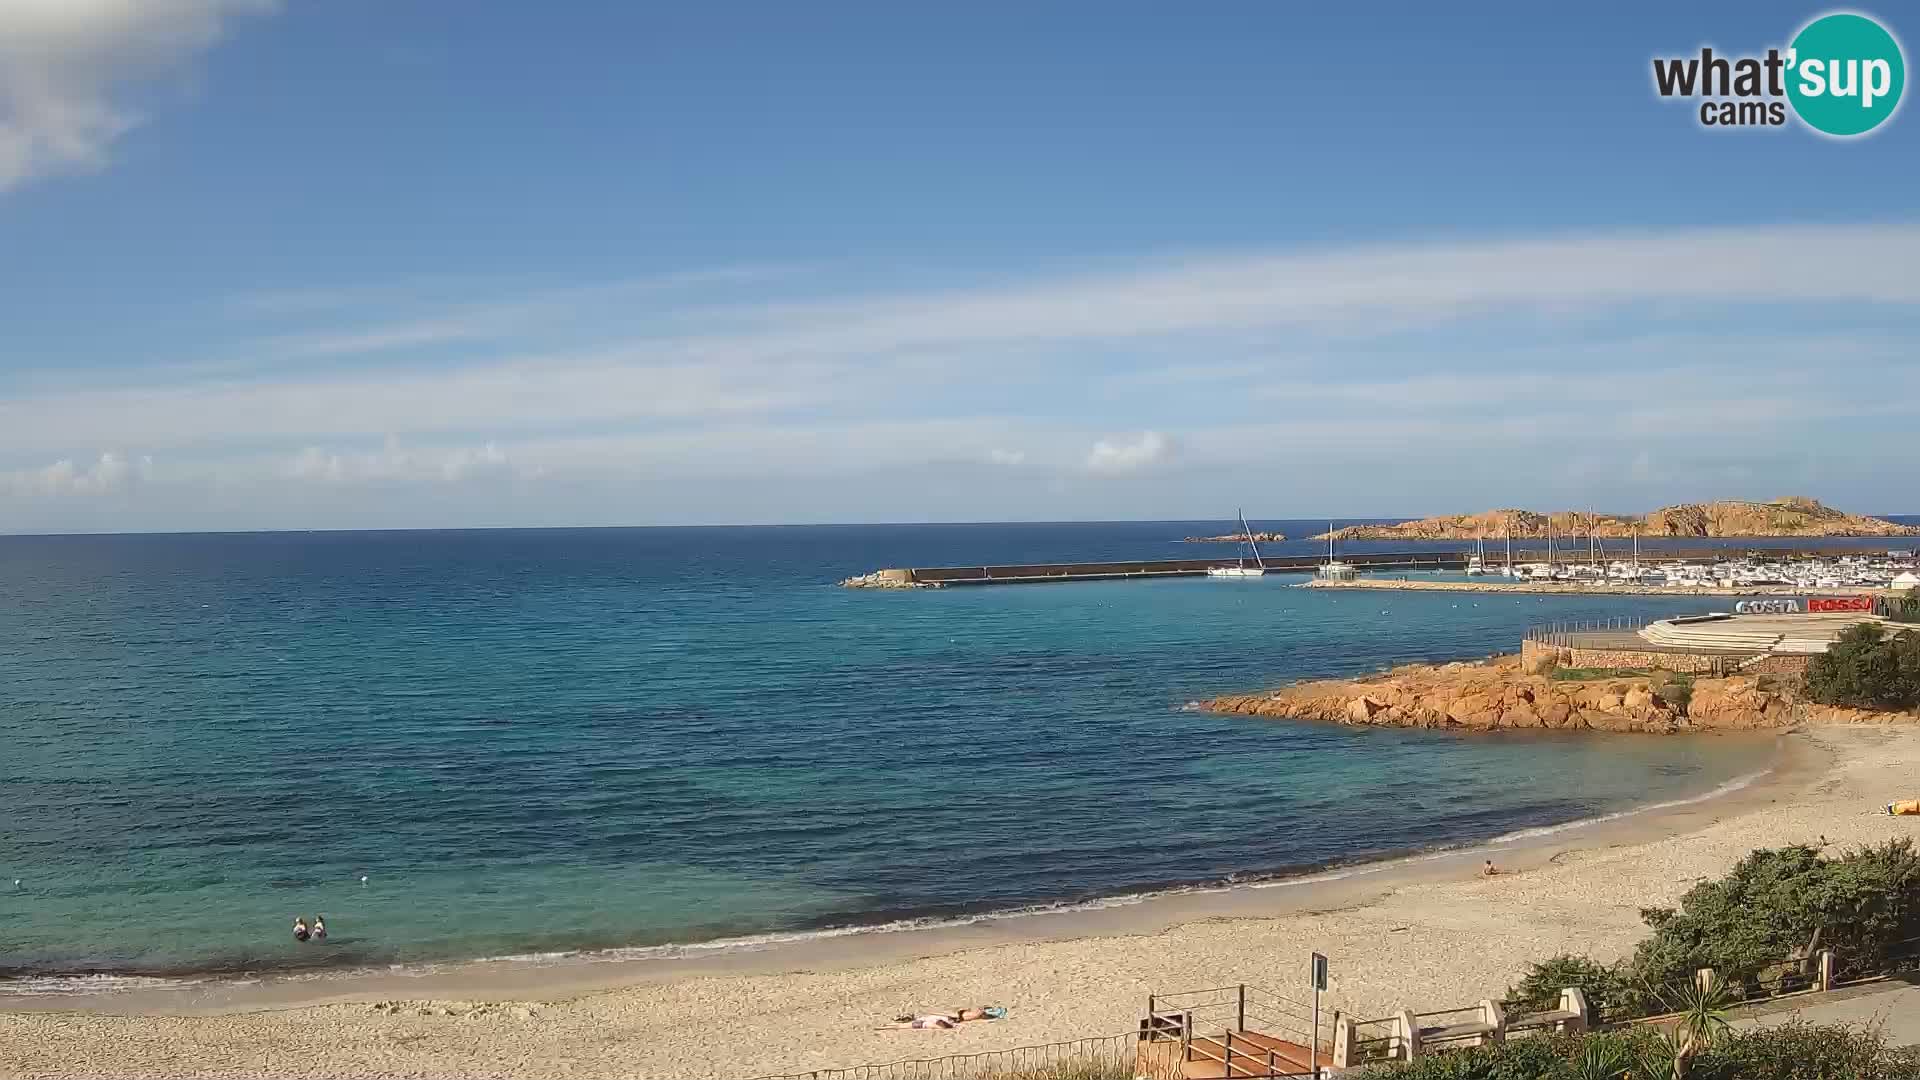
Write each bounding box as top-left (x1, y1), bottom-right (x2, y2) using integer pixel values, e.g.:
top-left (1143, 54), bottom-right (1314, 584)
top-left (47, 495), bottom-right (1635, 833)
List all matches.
top-left (1649, 671), bottom-right (1695, 716)
top-left (1802, 623), bottom-right (1920, 710)
top-left (1359, 1024), bottom-right (1913, 1080)
top-left (1688, 1020), bottom-right (1920, 1080)
top-left (1507, 954), bottom-right (1634, 1024)
top-left (1631, 841), bottom-right (1920, 997)
top-left (1547, 667), bottom-right (1652, 682)
top-left (1891, 591), bottom-right (1920, 625)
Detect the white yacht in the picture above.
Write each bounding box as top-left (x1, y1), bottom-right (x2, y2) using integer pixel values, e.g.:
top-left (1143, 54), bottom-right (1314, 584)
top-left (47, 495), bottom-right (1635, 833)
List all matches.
top-left (1206, 509), bottom-right (1268, 578)
top-left (1465, 538), bottom-right (1487, 575)
top-left (1316, 525), bottom-right (1359, 581)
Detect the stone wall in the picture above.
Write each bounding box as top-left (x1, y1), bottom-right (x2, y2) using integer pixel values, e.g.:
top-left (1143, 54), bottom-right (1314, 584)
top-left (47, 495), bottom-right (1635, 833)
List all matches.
top-left (1518, 638), bottom-right (1811, 677)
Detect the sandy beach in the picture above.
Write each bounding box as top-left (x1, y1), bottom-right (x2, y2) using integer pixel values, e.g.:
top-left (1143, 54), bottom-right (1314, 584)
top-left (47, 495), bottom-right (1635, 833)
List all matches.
top-left (4, 726), bottom-right (1918, 1080)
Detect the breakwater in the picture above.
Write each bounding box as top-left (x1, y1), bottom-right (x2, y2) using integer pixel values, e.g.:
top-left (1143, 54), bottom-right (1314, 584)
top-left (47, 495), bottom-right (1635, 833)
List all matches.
top-left (841, 542), bottom-right (1910, 589)
top-left (843, 550), bottom-right (1471, 588)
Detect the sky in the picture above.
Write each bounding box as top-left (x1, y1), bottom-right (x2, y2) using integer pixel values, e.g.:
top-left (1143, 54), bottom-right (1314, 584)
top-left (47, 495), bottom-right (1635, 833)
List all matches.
top-left (0, 1), bottom-right (1916, 533)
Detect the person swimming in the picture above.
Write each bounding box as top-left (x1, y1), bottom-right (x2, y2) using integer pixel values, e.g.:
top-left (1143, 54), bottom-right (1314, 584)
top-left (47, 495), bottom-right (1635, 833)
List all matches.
top-left (292, 917), bottom-right (310, 942)
top-left (311, 914), bottom-right (327, 942)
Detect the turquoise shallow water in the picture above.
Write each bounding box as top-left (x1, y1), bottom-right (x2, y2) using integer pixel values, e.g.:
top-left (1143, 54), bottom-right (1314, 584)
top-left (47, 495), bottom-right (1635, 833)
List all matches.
top-left (0, 523), bottom-right (1801, 990)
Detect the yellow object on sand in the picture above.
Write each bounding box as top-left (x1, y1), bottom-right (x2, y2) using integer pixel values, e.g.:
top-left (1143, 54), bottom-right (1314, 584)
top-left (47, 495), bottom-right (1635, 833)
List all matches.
top-left (1892, 800), bottom-right (1920, 816)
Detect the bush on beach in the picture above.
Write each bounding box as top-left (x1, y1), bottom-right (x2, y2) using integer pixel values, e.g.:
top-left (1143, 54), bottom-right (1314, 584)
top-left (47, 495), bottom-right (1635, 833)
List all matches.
top-left (1505, 841), bottom-right (1920, 1022)
top-left (1629, 841), bottom-right (1920, 997)
top-left (1802, 623), bottom-right (1920, 710)
top-left (1360, 1022), bottom-right (1920, 1080)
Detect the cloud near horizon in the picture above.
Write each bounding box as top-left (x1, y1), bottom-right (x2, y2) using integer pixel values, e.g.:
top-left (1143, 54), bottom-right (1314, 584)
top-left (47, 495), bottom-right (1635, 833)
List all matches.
top-left (3, 223), bottom-right (1919, 528)
top-left (1086, 432), bottom-right (1172, 473)
top-left (0, 451), bottom-right (150, 497)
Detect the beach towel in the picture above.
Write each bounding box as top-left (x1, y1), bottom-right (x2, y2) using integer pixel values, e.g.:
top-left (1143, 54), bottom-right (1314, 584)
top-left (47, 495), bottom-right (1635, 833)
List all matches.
top-left (1890, 800), bottom-right (1920, 816)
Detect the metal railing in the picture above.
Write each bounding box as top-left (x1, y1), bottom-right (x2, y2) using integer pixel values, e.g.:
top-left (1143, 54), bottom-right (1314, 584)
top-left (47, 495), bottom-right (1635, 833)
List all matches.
top-left (1146, 983), bottom-right (1315, 1044)
top-left (1524, 616), bottom-right (1656, 646)
top-left (746, 1032), bottom-right (1137, 1080)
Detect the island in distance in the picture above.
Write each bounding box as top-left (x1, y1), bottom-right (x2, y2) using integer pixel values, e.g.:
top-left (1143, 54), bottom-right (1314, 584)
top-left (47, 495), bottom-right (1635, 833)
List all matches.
top-left (1309, 497), bottom-right (1920, 541)
top-left (1184, 529), bottom-right (1289, 543)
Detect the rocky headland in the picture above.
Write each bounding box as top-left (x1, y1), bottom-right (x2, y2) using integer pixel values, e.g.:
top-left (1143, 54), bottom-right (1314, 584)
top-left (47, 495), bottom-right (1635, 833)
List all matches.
top-left (1313, 497), bottom-right (1919, 542)
top-left (1202, 654), bottom-right (1908, 734)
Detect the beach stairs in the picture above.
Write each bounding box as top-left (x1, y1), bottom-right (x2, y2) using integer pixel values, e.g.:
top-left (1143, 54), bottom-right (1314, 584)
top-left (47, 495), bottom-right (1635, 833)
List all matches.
top-left (1139, 985), bottom-right (1324, 1078)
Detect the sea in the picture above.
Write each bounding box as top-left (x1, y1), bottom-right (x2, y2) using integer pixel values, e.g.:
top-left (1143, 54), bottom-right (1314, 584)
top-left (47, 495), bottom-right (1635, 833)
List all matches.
top-left (2, 519), bottom-right (1909, 994)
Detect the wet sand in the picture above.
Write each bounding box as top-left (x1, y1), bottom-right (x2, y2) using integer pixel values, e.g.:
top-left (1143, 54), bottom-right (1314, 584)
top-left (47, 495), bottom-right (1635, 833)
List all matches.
top-left (6, 728), bottom-right (1920, 1079)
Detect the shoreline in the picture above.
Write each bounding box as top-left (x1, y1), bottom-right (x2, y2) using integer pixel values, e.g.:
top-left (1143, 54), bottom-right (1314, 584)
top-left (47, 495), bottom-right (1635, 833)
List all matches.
top-left (1, 735), bottom-right (1793, 1015)
top-left (10, 728), bottom-right (1920, 1079)
top-left (0, 726), bottom-right (1797, 1014)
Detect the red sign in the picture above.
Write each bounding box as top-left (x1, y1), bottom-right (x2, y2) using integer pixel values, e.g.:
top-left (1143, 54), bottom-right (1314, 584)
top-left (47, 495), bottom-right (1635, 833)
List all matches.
top-left (1809, 596), bottom-right (1875, 613)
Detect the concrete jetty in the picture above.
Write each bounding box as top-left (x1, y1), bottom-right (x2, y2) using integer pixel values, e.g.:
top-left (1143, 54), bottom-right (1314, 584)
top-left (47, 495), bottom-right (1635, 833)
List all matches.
top-left (842, 551), bottom-right (1472, 588)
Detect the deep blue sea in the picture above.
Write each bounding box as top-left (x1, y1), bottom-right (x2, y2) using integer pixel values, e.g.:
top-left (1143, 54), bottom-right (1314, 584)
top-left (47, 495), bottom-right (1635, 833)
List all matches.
top-left (7, 519), bottom-right (1905, 992)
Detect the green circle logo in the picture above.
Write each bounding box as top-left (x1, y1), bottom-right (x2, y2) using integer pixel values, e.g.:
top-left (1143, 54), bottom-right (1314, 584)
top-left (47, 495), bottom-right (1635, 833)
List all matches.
top-left (1787, 12), bottom-right (1906, 136)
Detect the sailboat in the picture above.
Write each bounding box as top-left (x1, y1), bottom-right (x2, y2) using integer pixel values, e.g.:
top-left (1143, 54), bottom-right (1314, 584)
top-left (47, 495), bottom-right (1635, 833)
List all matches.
top-left (1207, 509), bottom-right (1269, 578)
top-left (1316, 522), bottom-right (1359, 581)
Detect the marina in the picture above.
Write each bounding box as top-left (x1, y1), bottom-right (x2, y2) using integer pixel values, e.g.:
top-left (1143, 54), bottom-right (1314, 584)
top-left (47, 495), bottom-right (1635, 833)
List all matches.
top-left (845, 543), bottom-right (1920, 590)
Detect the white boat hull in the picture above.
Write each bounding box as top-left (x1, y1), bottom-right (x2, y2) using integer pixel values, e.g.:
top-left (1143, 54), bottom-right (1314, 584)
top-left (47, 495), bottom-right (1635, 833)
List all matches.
top-left (1207, 566), bottom-right (1267, 578)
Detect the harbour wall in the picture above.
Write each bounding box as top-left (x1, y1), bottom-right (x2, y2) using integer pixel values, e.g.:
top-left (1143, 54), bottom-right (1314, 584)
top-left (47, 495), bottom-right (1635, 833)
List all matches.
top-left (846, 551), bottom-right (1472, 588)
top-left (1518, 638), bottom-right (1814, 676)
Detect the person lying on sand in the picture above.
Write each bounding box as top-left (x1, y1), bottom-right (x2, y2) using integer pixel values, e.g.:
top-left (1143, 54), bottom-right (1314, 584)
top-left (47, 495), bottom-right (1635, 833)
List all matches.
top-left (882, 1006), bottom-right (1007, 1029)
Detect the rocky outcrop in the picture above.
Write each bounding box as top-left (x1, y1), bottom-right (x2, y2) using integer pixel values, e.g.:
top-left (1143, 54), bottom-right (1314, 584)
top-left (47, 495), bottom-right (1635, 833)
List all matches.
top-left (1314, 498), bottom-right (1919, 541)
top-left (1641, 496), bottom-right (1916, 538)
top-left (1201, 655), bottom-right (1912, 733)
top-left (1184, 531), bottom-right (1288, 543)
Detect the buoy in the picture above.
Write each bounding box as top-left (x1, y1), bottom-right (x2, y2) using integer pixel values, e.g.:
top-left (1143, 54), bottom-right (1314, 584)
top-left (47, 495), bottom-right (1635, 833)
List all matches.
top-left (360, 875), bottom-right (369, 885)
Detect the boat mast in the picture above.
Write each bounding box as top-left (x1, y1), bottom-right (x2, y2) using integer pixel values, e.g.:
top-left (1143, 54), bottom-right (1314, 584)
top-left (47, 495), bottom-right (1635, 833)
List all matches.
top-left (1547, 515), bottom-right (1554, 568)
top-left (1240, 508), bottom-right (1266, 569)
top-left (1505, 517), bottom-right (1513, 571)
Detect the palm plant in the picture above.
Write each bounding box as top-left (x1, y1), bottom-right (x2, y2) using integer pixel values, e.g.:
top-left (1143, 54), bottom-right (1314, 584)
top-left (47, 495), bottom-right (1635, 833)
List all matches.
top-left (1565, 1034), bottom-right (1629, 1080)
top-left (1660, 973), bottom-right (1735, 1079)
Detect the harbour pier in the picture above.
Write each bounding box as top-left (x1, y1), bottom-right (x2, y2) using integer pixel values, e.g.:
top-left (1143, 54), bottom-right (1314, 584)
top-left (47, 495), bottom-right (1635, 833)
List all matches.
top-left (843, 551), bottom-right (1471, 588)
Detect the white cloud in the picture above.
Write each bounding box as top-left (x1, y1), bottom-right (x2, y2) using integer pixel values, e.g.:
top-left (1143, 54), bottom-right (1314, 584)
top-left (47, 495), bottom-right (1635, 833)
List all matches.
top-left (987, 448), bottom-right (1027, 466)
top-left (285, 440), bottom-right (517, 485)
top-left (0, 451), bottom-right (148, 496)
top-left (0, 0), bottom-right (276, 193)
top-left (1086, 431), bottom-right (1172, 473)
top-left (1, 225), bottom-right (1916, 459)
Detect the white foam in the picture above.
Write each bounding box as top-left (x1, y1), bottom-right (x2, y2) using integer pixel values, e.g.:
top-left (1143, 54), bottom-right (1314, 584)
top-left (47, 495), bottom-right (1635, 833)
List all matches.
top-left (0, 974), bottom-right (208, 997)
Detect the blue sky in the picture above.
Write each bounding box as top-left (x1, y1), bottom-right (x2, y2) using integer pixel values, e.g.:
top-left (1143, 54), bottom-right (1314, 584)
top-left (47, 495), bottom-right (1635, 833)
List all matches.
top-left (0, 1), bottom-right (1915, 532)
